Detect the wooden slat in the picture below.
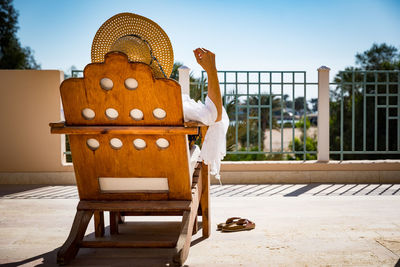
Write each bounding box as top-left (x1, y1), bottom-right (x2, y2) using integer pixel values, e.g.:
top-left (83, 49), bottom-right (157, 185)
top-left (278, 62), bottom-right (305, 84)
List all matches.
top-left (50, 124), bottom-right (198, 135)
top-left (94, 211), bottom-right (104, 237)
top-left (183, 121), bottom-right (206, 127)
top-left (78, 200), bottom-right (191, 212)
top-left (200, 163), bottom-right (210, 237)
top-left (109, 211), bottom-right (119, 235)
top-left (81, 240), bottom-right (176, 248)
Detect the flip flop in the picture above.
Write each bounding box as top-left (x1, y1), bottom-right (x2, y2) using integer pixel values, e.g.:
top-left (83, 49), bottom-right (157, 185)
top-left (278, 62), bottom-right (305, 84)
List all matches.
top-left (217, 217), bottom-right (242, 231)
top-left (221, 218), bottom-right (255, 232)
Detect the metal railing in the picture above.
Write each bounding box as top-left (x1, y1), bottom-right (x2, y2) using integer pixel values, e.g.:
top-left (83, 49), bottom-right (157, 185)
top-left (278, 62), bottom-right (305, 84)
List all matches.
top-left (200, 69), bottom-right (400, 160)
top-left (64, 69), bottom-right (400, 162)
top-left (201, 70), bottom-right (317, 160)
top-left (330, 70), bottom-right (400, 160)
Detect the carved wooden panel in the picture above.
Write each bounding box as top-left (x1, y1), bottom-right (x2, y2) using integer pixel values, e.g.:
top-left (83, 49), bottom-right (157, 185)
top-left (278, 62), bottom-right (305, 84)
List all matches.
top-left (60, 52), bottom-right (191, 200)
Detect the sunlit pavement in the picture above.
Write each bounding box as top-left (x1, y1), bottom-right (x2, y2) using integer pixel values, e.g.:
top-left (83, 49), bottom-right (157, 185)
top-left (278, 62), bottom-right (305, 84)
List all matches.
top-left (1, 184), bottom-right (399, 266)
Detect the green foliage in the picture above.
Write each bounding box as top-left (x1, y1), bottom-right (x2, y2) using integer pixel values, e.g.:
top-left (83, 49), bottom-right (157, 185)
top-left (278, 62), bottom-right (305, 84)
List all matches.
top-left (295, 116), bottom-right (310, 132)
top-left (287, 137), bottom-right (317, 160)
top-left (224, 146), bottom-right (283, 161)
top-left (65, 135), bottom-right (72, 163)
top-left (0, 0), bottom-right (40, 69)
top-left (355, 43), bottom-right (400, 70)
top-left (287, 116), bottom-right (317, 160)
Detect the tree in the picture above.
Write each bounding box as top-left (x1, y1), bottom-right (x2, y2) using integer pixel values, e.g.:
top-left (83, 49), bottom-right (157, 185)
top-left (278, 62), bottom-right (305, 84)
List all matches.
top-left (0, 0), bottom-right (40, 69)
top-left (355, 43), bottom-right (400, 70)
top-left (310, 98), bottom-right (318, 113)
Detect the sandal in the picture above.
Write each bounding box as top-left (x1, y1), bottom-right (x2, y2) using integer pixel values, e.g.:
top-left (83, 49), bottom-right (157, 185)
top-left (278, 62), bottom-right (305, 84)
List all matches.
top-left (217, 217), bottom-right (242, 231)
top-left (221, 218), bottom-right (255, 232)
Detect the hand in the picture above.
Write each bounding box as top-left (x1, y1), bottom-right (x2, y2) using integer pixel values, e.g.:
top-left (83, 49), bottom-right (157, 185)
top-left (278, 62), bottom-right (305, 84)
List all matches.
top-left (193, 48), bottom-right (217, 73)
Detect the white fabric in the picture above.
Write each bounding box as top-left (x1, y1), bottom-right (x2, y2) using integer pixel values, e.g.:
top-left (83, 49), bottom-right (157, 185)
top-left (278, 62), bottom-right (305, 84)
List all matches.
top-left (182, 94), bottom-right (229, 180)
top-left (189, 145), bottom-right (201, 177)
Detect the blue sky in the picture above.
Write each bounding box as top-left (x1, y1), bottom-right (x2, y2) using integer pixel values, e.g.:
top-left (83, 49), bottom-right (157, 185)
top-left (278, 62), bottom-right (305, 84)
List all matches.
top-left (13, 0), bottom-right (400, 86)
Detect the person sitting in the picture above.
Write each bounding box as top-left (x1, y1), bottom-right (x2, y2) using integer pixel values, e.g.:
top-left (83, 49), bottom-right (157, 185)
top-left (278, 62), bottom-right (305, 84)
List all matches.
top-left (183, 48), bottom-right (229, 181)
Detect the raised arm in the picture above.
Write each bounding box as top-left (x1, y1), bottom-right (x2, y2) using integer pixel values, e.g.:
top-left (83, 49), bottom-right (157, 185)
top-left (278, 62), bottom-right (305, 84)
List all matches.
top-left (193, 48), bottom-right (222, 122)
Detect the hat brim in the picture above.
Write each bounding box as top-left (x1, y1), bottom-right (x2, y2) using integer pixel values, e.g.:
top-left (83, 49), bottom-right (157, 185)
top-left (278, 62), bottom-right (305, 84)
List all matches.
top-left (91, 13), bottom-right (174, 78)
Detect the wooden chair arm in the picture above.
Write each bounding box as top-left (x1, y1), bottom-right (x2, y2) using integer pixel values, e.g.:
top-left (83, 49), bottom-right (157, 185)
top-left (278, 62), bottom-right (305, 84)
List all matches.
top-left (49, 122), bottom-right (200, 135)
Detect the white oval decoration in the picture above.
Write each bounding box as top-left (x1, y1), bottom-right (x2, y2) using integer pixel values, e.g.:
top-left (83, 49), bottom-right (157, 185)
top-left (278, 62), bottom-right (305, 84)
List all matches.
top-left (125, 78), bottom-right (138, 90)
top-left (86, 138), bottom-right (100, 151)
top-left (105, 108), bottom-right (118, 120)
top-left (133, 139), bottom-right (146, 150)
top-left (153, 108), bottom-right (166, 120)
top-left (100, 77), bottom-right (113, 91)
top-left (81, 108), bottom-right (95, 120)
top-left (156, 138), bottom-right (169, 149)
top-left (110, 138), bottom-right (123, 150)
top-left (130, 109), bottom-right (144, 121)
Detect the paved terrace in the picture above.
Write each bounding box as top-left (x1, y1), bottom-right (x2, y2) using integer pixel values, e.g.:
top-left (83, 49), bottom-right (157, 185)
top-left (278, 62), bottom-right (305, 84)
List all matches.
top-left (1, 184), bottom-right (400, 266)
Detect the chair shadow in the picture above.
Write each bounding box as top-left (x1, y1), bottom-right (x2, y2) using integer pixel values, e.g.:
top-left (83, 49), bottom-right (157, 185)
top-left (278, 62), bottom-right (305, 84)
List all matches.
top-left (284, 183), bottom-right (321, 197)
top-left (2, 222), bottom-right (207, 266)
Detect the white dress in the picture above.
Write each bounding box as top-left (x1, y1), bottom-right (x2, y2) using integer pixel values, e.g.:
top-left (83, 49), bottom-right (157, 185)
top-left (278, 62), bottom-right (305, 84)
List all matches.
top-left (182, 94), bottom-right (229, 180)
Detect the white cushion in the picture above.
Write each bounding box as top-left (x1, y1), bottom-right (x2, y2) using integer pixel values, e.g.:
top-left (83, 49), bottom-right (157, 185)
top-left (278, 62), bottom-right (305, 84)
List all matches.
top-left (98, 145), bottom-right (201, 192)
top-left (99, 177), bottom-right (168, 192)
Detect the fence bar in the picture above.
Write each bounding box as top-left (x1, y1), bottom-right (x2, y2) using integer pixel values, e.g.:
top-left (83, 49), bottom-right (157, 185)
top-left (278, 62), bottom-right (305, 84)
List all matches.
top-left (398, 72), bottom-right (400, 151)
top-left (292, 72), bottom-right (295, 152)
top-left (235, 72), bottom-right (238, 151)
top-left (317, 66), bottom-right (330, 161)
top-left (281, 72), bottom-right (284, 153)
top-left (258, 72), bottom-right (261, 150)
top-left (340, 73), bottom-right (344, 161)
top-left (246, 72), bottom-right (250, 151)
top-left (303, 72), bottom-right (307, 160)
top-left (269, 72), bottom-right (272, 153)
top-left (351, 72), bottom-right (355, 151)
top-left (224, 72), bottom-right (227, 109)
top-left (386, 72), bottom-right (389, 151)
top-left (363, 72), bottom-right (366, 152)
top-left (201, 72), bottom-right (205, 102)
top-left (374, 72), bottom-right (378, 151)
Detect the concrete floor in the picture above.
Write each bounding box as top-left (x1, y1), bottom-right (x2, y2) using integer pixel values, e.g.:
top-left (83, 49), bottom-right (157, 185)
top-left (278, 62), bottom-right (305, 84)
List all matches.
top-left (0, 184), bottom-right (400, 266)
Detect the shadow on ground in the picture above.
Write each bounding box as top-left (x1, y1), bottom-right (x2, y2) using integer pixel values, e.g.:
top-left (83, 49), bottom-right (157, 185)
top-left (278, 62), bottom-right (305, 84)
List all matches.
top-left (2, 222), bottom-right (206, 266)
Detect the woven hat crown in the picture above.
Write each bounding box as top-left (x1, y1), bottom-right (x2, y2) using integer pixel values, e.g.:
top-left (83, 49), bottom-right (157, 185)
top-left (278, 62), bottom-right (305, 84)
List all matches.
top-left (91, 13), bottom-right (174, 78)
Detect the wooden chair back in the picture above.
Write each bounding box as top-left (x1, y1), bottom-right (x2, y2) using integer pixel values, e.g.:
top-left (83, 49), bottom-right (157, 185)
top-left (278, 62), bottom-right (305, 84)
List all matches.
top-left (60, 52), bottom-right (193, 201)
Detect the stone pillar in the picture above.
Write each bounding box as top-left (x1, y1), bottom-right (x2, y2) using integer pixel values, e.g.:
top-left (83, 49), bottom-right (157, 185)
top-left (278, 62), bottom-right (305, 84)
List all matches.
top-left (317, 66), bottom-right (330, 162)
top-left (178, 66), bottom-right (190, 95)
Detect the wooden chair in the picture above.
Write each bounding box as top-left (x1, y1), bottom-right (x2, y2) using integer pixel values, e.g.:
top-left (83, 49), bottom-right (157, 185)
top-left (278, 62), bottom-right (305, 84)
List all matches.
top-left (50, 52), bottom-right (210, 266)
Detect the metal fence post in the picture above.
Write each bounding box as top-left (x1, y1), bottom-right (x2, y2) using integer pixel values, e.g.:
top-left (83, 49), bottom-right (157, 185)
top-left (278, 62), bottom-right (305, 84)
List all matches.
top-left (178, 66), bottom-right (190, 95)
top-left (318, 66), bottom-right (330, 161)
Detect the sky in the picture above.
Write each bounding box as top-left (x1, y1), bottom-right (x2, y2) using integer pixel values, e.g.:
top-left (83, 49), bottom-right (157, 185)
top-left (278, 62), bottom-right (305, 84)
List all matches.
top-left (13, 0), bottom-right (400, 90)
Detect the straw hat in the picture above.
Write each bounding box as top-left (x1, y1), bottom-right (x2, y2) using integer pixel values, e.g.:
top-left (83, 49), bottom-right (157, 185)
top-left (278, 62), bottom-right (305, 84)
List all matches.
top-left (91, 13), bottom-right (174, 78)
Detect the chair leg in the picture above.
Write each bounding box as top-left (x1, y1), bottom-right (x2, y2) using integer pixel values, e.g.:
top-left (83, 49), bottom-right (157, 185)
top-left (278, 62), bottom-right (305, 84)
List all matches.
top-left (118, 212), bottom-right (125, 224)
top-left (200, 163), bottom-right (210, 237)
top-left (110, 211), bottom-right (119, 234)
top-left (57, 210), bottom-right (93, 265)
top-left (192, 216), bottom-right (198, 235)
top-left (94, 211), bottom-right (104, 237)
top-left (173, 210), bottom-right (195, 266)
top-left (173, 177), bottom-right (202, 266)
